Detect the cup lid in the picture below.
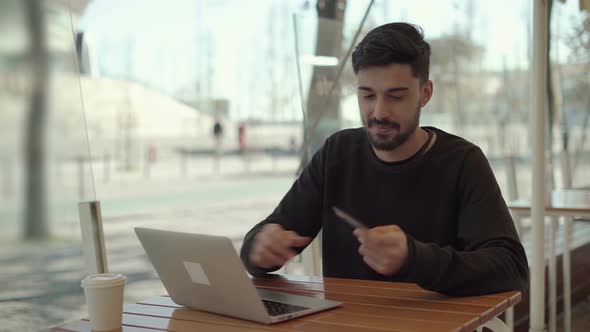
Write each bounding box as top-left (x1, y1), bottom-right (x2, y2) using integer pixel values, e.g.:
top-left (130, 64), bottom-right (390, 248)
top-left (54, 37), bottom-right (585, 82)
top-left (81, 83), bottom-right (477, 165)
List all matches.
top-left (81, 273), bottom-right (126, 289)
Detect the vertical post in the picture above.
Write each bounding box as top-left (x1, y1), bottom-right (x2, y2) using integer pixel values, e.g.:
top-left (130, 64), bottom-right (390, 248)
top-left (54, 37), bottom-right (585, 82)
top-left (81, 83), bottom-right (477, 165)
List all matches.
top-left (506, 307), bottom-right (514, 331)
top-left (560, 150), bottom-right (572, 332)
top-left (302, 232), bottom-right (323, 276)
top-left (505, 155), bottom-right (519, 201)
top-left (78, 201), bottom-right (108, 274)
top-left (103, 152), bottom-right (110, 183)
top-left (77, 156), bottom-right (85, 200)
top-left (2, 158), bottom-right (12, 199)
top-left (23, 0), bottom-right (49, 240)
top-left (56, 157), bottom-right (63, 186)
top-left (548, 219), bottom-right (557, 332)
top-left (562, 214), bottom-right (572, 332)
top-left (180, 151), bottom-right (187, 177)
top-left (243, 148), bottom-right (250, 173)
top-left (530, 1), bottom-right (548, 331)
top-left (547, 155), bottom-right (557, 332)
top-left (144, 148), bottom-right (151, 180)
top-left (213, 139), bottom-right (222, 174)
top-left (505, 155), bottom-right (523, 236)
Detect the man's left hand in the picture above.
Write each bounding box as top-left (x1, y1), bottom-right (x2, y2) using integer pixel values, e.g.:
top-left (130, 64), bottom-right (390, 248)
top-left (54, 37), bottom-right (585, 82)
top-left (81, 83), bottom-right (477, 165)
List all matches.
top-left (353, 225), bottom-right (409, 276)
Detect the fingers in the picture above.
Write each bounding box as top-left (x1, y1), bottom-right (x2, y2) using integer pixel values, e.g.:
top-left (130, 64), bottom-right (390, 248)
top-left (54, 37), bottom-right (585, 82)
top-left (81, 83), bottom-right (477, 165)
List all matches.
top-left (355, 225), bottom-right (408, 276)
top-left (249, 224), bottom-right (311, 269)
top-left (290, 235), bottom-right (312, 247)
top-left (269, 230), bottom-right (299, 259)
top-left (252, 248), bottom-right (286, 269)
top-left (353, 228), bottom-right (368, 244)
top-left (261, 232), bottom-right (295, 261)
top-left (358, 244), bottom-right (388, 265)
top-left (361, 254), bottom-right (386, 275)
top-left (362, 254), bottom-right (393, 276)
top-left (355, 225), bottom-right (403, 248)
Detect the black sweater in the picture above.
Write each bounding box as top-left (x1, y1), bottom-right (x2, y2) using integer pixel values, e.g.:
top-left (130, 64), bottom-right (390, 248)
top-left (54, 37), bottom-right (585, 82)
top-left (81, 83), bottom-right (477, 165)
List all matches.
top-left (240, 127), bottom-right (529, 296)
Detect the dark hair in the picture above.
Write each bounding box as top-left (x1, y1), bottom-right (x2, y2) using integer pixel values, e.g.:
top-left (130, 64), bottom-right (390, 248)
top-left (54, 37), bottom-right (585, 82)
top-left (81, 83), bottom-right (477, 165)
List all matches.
top-left (351, 22), bottom-right (431, 83)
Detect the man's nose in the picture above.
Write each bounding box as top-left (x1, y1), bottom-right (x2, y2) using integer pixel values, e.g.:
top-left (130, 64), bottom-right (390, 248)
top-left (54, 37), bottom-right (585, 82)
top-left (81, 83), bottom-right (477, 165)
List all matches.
top-left (373, 96), bottom-right (389, 120)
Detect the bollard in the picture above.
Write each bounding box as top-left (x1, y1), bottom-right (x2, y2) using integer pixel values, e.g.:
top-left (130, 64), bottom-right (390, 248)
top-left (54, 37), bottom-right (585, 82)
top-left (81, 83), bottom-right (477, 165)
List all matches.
top-left (2, 158), bottom-right (12, 199)
top-left (180, 152), bottom-right (187, 177)
top-left (103, 153), bottom-right (110, 183)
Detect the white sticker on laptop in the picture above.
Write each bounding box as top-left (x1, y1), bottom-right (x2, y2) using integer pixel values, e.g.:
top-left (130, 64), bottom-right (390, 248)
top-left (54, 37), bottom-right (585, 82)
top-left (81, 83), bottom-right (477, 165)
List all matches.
top-left (183, 261), bottom-right (211, 286)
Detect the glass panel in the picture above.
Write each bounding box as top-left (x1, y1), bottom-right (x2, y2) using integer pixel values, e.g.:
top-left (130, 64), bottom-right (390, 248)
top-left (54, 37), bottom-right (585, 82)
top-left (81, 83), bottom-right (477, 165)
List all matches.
top-left (352, 0), bottom-right (590, 198)
top-left (551, 2), bottom-right (590, 189)
top-left (0, 1), bottom-right (95, 330)
top-left (1, 0), bottom-right (587, 329)
top-left (357, 0), bottom-right (590, 253)
top-left (76, 0), bottom-right (312, 302)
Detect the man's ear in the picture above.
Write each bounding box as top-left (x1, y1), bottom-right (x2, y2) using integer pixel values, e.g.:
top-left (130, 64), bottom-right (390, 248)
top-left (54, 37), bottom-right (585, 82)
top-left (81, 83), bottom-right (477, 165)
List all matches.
top-left (420, 80), bottom-right (433, 107)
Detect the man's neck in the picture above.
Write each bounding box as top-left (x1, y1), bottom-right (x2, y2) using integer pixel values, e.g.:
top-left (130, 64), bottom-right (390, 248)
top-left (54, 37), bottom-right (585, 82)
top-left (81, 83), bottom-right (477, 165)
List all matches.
top-left (373, 127), bottom-right (428, 163)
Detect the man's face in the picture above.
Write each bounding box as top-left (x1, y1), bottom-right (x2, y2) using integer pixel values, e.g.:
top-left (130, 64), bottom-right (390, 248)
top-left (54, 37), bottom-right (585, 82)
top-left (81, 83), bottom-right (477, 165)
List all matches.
top-left (356, 64), bottom-right (432, 151)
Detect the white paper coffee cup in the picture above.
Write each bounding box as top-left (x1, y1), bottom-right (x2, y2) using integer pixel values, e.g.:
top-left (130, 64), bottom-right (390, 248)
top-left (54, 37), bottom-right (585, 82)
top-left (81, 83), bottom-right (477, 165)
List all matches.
top-left (81, 273), bottom-right (127, 331)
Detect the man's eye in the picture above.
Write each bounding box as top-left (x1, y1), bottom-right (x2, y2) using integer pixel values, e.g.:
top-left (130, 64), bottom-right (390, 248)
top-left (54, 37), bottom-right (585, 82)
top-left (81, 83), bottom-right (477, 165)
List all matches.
top-left (363, 95), bottom-right (375, 99)
top-left (389, 95), bottom-right (403, 100)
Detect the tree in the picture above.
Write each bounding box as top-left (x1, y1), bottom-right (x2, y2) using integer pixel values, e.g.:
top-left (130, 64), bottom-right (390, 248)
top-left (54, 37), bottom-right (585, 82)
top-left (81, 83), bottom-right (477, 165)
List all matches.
top-left (23, 0), bottom-right (49, 240)
top-left (429, 34), bottom-right (482, 72)
top-left (428, 33), bottom-right (483, 134)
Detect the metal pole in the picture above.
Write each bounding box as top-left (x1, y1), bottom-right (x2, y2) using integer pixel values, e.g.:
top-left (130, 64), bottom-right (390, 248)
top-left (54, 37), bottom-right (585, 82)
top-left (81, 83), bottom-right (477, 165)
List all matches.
top-left (530, 1), bottom-right (548, 331)
top-left (2, 158), bottom-right (12, 199)
top-left (103, 152), bottom-right (110, 183)
top-left (180, 152), bottom-right (187, 177)
top-left (560, 150), bottom-right (573, 332)
top-left (563, 215), bottom-right (572, 332)
top-left (78, 156), bottom-right (85, 200)
top-left (78, 201), bottom-right (108, 274)
top-left (144, 148), bottom-right (151, 180)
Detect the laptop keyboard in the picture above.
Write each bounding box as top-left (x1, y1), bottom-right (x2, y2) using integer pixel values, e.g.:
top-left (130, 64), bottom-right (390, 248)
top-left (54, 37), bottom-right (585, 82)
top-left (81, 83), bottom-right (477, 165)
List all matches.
top-left (262, 299), bottom-right (309, 316)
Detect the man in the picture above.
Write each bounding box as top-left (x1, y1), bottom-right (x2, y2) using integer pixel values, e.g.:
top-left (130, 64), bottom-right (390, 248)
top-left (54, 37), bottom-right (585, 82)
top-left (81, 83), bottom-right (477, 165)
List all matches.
top-left (240, 23), bottom-right (528, 296)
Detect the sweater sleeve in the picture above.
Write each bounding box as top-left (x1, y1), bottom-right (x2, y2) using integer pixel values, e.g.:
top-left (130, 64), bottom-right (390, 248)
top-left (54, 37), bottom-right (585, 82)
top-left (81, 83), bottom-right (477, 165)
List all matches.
top-left (403, 148), bottom-right (529, 296)
top-left (240, 143), bottom-right (327, 276)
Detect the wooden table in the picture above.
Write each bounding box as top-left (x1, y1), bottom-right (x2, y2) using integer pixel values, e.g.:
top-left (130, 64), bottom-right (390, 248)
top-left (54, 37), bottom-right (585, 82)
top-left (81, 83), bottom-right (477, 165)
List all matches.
top-left (507, 201), bottom-right (590, 219)
top-left (48, 275), bottom-right (519, 332)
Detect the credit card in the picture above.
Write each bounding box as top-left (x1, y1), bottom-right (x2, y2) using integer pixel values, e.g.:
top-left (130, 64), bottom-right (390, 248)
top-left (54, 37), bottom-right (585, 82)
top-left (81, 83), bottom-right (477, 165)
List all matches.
top-left (332, 207), bottom-right (367, 229)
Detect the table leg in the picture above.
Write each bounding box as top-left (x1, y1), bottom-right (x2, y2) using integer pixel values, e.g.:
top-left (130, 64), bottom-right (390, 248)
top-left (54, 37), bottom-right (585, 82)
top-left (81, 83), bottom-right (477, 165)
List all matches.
top-left (563, 217), bottom-right (572, 332)
top-left (509, 211), bottom-right (524, 239)
top-left (548, 219), bottom-right (558, 332)
top-left (505, 306), bottom-right (514, 331)
top-left (481, 316), bottom-right (511, 332)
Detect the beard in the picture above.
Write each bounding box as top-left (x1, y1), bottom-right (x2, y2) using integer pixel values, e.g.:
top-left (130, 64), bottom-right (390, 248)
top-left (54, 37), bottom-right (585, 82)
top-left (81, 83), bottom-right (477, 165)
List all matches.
top-left (365, 102), bottom-right (421, 151)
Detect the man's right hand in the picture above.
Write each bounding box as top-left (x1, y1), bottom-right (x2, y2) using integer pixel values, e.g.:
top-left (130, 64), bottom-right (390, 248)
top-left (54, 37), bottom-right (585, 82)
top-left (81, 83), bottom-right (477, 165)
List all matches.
top-left (249, 223), bottom-right (312, 269)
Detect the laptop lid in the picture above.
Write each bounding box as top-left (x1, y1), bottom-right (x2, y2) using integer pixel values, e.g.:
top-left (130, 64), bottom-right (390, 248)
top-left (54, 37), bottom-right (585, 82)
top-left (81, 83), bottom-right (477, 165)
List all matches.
top-left (134, 227), bottom-right (341, 324)
top-left (135, 227), bottom-right (272, 323)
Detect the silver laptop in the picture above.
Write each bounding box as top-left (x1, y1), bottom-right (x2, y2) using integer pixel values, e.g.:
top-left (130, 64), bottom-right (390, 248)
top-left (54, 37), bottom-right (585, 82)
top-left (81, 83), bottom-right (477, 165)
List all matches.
top-left (134, 227), bottom-right (341, 324)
